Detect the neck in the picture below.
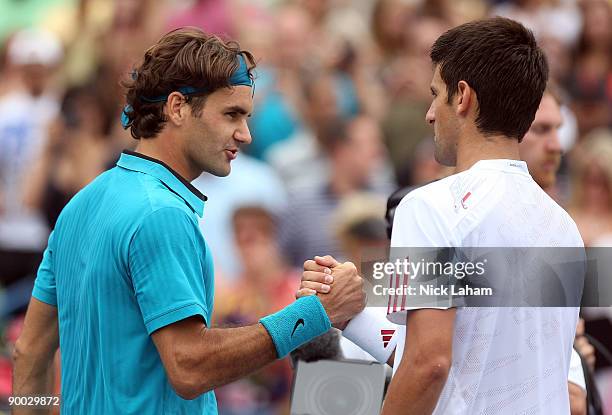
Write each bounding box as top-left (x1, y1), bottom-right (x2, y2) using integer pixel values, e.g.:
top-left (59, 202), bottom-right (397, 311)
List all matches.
top-left (134, 135), bottom-right (197, 181)
top-left (455, 132), bottom-right (521, 173)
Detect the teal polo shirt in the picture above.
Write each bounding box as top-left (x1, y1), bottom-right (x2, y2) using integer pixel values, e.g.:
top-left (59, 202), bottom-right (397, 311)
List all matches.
top-left (32, 151), bottom-right (217, 414)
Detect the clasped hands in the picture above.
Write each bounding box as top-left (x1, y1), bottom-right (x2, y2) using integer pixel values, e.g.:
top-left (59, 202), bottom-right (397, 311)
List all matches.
top-left (296, 255), bottom-right (366, 330)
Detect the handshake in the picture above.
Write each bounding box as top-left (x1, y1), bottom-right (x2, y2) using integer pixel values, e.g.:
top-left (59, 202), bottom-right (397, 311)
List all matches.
top-left (296, 255), bottom-right (366, 330)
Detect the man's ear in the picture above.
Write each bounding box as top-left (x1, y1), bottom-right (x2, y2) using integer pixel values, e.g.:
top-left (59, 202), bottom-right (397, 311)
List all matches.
top-left (165, 92), bottom-right (189, 126)
top-left (456, 81), bottom-right (473, 117)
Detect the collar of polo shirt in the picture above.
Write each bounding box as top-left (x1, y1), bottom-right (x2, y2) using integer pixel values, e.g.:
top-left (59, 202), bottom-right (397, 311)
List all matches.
top-left (117, 150), bottom-right (208, 217)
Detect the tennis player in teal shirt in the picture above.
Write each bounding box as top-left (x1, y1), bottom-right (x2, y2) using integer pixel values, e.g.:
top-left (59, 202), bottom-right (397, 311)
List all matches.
top-left (12, 28), bottom-right (365, 414)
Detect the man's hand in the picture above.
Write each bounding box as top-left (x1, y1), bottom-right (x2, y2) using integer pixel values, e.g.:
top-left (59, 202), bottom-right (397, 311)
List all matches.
top-left (297, 255), bottom-right (341, 295)
top-left (297, 256), bottom-right (365, 328)
top-left (319, 261), bottom-right (366, 328)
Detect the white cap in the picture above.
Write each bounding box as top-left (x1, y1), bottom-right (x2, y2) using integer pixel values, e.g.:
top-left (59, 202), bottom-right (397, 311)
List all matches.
top-left (8, 28), bottom-right (63, 67)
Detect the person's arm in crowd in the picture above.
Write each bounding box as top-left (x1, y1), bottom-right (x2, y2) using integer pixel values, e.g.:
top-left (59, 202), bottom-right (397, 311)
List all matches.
top-left (575, 318), bottom-right (596, 371)
top-left (380, 308), bottom-right (455, 415)
top-left (298, 255), bottom-right (397, 366)
top-left (152, 261), bottom-right (365, 400)
top-left (22, 119), bottom-right (64, 210)
top-left (348, 48), bottom-right (387, 121)
top-left (569, 382), bottom-right (587, 415)
top-left (569, 320), bottom-right (593, 415)
top-left (12, 298), bottom-right (59, 415)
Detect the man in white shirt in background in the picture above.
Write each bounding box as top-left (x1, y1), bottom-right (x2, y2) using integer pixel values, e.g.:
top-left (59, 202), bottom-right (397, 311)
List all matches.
top-left (0, 29), bottom-right (62, 253)
top-left (299, 17), bottom-right (585, 414)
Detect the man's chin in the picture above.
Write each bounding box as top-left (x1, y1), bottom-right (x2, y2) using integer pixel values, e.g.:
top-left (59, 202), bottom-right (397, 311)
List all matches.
top-left (434, 151), bottom-right (457, 167)
top-left (536, 173), bottom-right (556, 190)
top-left (208, 167), bottom-right (231, 177)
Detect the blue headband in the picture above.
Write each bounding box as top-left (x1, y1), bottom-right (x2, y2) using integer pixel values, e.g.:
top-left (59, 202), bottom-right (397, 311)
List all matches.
top-left (121, 54), bottom-right (253, 129)
top-left (229, 54), bottom-right (253, 87)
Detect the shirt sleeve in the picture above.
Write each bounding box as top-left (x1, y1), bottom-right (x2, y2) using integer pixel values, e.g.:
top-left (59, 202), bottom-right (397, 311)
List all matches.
top-left (32, 230), bottom-right (58, 306)
top-left (390, 194), bottom-right (453, 248)
top-left (387, 195), bottom-right (454, 324)
top-left (129, 207), bottom-right (210, 335)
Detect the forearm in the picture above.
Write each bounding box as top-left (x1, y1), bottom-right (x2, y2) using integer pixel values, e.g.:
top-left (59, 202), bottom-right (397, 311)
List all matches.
top-left (187, 323), bottom-right (277, 394)
top-left (381, 362), bottom-right (448, 415)
top-left (22, 151), bottom-right (54, 210)
top-left (381, 309), bottom-right (454, 414)
top-left (12, 344), bottom-right (57, 414)
top-left (163, 296), bottom-right (332, 399)
top-left (12, 298), bottom-right (59, 414)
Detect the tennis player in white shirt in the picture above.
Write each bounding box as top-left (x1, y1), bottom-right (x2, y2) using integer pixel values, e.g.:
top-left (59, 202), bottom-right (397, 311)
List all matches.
top-left (298, 17), bottom-right (585, 415)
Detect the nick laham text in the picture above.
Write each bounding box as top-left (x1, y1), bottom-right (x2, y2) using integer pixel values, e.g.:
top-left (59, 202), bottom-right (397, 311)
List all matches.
top-left (373, 284), bottom-right (493, 297)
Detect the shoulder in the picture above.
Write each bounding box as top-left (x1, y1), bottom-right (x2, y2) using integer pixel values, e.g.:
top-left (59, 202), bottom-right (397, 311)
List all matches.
top-left (135, 206), bottom-right (201, 239)
top-left (391, 177), bottom-right (459, 247)
top-left (396, 175), bottom-right (457, 217)
top-left (547, 197), bottom-right (584, 247)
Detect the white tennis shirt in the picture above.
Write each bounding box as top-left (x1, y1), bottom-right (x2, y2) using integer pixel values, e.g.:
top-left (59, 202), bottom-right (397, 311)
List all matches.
top-left (388, 159), bottom-right (583, 414)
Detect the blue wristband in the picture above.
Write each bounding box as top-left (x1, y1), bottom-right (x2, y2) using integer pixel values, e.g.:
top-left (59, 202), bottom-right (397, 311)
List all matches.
top-left (260, 295), bottom-right (332, 358)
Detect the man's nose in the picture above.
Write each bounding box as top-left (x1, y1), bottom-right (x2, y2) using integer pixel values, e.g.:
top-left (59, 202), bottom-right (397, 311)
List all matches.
top-left (547, 130), bottom-right (562, 153)
top-left (235, 120), bottom-right (252, 145)
top-left (425, 106), bottom-right (435, 124)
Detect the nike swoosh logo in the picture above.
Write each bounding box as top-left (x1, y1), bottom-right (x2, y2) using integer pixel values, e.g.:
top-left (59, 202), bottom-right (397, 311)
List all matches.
top-left (291, 318), bottom-right (305, 337)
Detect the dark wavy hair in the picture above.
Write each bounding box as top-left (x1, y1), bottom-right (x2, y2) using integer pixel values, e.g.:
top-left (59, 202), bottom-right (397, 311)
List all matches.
top-left (122, 27), bottom-right (256, 139)
top-left (431, 17), bottom-right (548, 142)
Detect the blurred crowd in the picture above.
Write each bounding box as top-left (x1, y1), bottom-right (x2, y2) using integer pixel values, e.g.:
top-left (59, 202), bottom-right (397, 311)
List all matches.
top-left (0, 0), bottom-right (610, 414)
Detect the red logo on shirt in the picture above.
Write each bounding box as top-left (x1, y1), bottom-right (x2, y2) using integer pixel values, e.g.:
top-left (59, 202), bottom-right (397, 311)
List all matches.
top-left (381, 329), bottom-right (395, 348)
top-left (461, 192), bottom-right (472, 209)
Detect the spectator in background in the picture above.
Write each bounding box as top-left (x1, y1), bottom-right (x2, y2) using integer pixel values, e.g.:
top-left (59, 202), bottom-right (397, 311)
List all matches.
top-left (0, 28), bottom-right (62, 271)
top-left (382, 14), bottom-right (449, 186)
top-left (266, 71), bottom-right (343, 190)
top-left (166, 0), bottom-right (236, 38)
top-left (371, 0), bottom-right (410, 62)
top-left (519, 89), bottom-right (564, 194)
top-left (247, 2), bottom-right (381, 161)
top-left (567, 0), bottom-right (612, 136)
top-left (22, 83), bottom-right (115, 229)
top-left (280, 115), bottom-right (392, 267)
top-left (245, 4), bottom-right (314, 160)
top-left (192, 153), bottom-right (287, 279)
top-left (332, 192), bottom-right (390, 362)
top-left (568, 129), bottom-right (612, 246)
top-left (214, 206), bottom-right (300, 415)
top-left (333, 193), bottom-right (388, 268)
top-left (97, 0), bottom-right (166, 126)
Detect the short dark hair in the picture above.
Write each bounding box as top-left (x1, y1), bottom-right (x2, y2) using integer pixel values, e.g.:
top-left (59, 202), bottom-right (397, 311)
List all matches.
top-left (122, 27), bottom-right (256, 139)
top-left (430, 17), bottom-right (548, 141)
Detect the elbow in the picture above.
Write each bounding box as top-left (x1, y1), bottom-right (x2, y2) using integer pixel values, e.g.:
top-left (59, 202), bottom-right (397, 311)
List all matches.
top-left (426, 356), bottom-right (452, 384)
top-left (411, 352), bottom-right (452, 386)
top-left (13, 334), bottom-right (56, 367)
top-left (172, 380), bottom-right (202, 401)
top-left (12, 337), bottom-right (26, 366)
top-left (168, 348), bottom-right (214, 400)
